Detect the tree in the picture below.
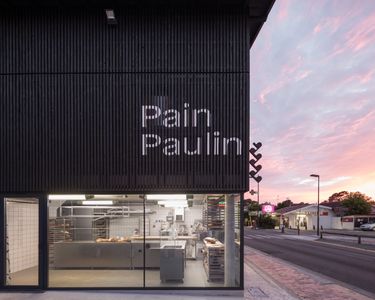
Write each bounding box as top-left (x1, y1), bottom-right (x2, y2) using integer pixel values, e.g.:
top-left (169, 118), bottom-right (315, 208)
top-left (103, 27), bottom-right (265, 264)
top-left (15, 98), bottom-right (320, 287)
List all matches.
top-left (244, 200), bottom-right (261, 226)
top-left (276, 198), bottom-right (293, 210)
top-left (247, 200), bottom-right (261, 212)
top-left (328, 191), bottom-right (349, 203)
top-left (341, 192), bottom-right (372, 215)
top-left (258, 214), bottom-right (277, 229)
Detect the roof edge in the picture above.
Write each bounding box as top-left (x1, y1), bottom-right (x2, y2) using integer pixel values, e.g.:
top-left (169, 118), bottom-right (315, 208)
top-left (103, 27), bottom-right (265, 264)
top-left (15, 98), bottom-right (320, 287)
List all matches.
top-left (250, 0), bottom-right (275, 49)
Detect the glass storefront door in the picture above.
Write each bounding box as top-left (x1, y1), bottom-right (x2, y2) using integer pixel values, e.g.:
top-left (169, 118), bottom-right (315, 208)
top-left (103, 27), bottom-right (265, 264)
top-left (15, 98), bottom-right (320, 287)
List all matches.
top-left (1, 196), bottom-right (42, 288)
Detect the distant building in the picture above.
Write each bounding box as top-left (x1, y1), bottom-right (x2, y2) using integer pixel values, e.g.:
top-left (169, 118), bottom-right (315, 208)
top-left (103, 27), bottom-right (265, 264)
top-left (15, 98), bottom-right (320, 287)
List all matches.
top-left (340, 215), bottom-right (375, 230)
top-left (276, 204), bottom-right (335, 230)
top-left (275, 203), bottom-right (375, 230)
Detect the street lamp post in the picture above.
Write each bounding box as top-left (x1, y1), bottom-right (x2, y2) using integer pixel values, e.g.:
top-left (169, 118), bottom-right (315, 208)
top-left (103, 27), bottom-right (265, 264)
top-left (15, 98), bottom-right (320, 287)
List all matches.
top-left (310, 174), bottom-right (320, 236)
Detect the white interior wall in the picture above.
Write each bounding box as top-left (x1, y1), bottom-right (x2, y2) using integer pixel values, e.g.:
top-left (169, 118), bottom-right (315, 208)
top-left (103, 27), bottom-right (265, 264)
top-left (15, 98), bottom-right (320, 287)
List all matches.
top-left (184, 205), bottom-right (204, 233)
top-left (148, 205), bottom-right (174, 235)
top-left (110, 217), bottom-right (142, 237)
top-left (6, 202), bottom-right (38, 273)
top-left (108, 204), bottom-right (203, 237)
top-left (109, 205), bottom-right (174, 237)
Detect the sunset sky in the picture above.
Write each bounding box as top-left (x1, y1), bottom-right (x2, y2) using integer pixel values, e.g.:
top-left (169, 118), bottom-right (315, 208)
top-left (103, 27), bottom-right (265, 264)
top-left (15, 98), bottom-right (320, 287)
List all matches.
top-left (249, 0), bottom-right (375, 204)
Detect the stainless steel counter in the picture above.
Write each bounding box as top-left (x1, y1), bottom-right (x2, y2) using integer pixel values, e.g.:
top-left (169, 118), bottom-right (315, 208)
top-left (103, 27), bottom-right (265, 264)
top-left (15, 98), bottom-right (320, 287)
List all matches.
top-left (54, 242), bottom-right (132, 269)
top-left (131, 241), bottom-right (161, 268)
top-left (53, 239), bottom-right (190, 270)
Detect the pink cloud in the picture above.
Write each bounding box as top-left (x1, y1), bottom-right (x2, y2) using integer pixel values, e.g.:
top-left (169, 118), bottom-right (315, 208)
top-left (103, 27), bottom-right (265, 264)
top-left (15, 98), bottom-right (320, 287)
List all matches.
top-left (359, 69), bottom-right (375, 83)
top-left (295, 70), bottom-right (312, 81)
top-left (260, 157), bottom-right (285, 175)
top-left (326, 46), bottom-right (345, 60)
top-left (281, 55), bottom-right (303, 75)
top-left (313, 24), bottom-right (322, 34)
top-left (313, 17), bottom-right (343, 35)
top-left (258, 79), bottom-right (287, 104)
top-left (344, 12), bottom-right (375, 52)
top-left (323, 68), bottom-right (375, 92)
top-left (277, 0), bottom-right (290, 21)
top-left (347, 110), bottom-right (375, 135)
top-left (257, 56), bottom-right (307, 103)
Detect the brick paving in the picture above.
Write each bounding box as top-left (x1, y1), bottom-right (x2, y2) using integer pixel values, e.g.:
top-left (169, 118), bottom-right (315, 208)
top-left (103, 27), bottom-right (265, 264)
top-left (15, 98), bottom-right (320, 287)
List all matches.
top-left (244, 260), bottom-right (298, 300)
top-left (245, 247), bottom-right (373, 300)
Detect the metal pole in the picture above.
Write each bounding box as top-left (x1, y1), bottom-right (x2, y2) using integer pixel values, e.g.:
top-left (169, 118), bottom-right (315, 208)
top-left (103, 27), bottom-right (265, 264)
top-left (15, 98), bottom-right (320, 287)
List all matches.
top-left (257, 181), bottom-right (260, 228)
top-left (317, 176), bottom-right (320, 236)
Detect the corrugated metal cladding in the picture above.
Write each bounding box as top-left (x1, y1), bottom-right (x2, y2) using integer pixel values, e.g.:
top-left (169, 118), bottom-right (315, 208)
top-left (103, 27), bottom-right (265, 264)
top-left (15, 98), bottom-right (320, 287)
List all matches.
top-left (0, 7), bottom-right (250, 193)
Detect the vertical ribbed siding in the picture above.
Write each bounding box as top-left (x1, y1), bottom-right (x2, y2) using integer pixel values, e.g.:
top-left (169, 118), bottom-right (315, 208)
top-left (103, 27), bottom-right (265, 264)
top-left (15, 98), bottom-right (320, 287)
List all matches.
top-left (0, 8), bottom-right (249, 74)
top-left (0, 7), bottom-right (250, 193)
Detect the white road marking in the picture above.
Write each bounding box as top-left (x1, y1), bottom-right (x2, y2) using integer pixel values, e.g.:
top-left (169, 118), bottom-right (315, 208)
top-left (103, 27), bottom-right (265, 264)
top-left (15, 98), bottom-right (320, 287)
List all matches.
top-left (316, 240), bottom-right (375, 254)
top-left (245, 234), bottom-right (285, 240)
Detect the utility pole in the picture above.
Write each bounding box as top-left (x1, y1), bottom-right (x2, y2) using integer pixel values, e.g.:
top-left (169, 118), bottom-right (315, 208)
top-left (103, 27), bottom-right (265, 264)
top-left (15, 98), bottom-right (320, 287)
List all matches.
top-left (310, 174), bottom-right (320, 236)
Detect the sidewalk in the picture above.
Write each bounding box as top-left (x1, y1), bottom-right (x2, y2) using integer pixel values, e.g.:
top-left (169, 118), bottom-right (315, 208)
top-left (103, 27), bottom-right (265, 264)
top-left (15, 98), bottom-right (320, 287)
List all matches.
top-left (244, 247), bottom-right (375, 300)
top-left (0, 246), bottom-right (373, 300)
top-left (244, 249), bottom-right (298, 300)
top-left (0, 291), bottom-right (241, 300)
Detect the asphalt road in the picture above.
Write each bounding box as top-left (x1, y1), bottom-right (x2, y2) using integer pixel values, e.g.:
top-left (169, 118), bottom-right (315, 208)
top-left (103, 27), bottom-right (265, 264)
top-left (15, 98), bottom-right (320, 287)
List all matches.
top-left (244, 229), bottom-right (375, 295)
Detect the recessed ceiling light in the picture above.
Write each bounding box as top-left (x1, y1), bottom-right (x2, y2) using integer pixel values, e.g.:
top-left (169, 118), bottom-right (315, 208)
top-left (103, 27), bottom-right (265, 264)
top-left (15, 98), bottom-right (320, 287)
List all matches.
top-left (82, 200), bottom-right (113, 205)
top-left (146, 194), bottom-right (186, 200)
top-left (49, 195), bottom-right (86, 200)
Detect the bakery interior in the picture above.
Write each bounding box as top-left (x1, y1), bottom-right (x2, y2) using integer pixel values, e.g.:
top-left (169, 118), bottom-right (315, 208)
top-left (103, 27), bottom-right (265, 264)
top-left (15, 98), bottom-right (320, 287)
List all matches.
top-left (5, 194), bottom-right (241, 288)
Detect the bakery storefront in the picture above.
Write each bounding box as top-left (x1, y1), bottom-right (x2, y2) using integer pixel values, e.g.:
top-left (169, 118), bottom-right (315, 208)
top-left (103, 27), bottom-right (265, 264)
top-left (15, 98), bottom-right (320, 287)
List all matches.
top-left (0, 0), bottom-right (274, 292)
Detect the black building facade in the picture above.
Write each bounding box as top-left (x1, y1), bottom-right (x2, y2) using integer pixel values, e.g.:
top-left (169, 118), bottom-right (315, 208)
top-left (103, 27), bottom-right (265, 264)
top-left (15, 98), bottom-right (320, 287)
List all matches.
top-left (0, 0), bottom-right (274, 292)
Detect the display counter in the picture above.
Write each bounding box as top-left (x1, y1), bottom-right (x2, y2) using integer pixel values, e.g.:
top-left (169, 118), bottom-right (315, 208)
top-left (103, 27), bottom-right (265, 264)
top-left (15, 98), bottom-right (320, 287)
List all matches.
top-left (53, 238), bottom-right (194, 269)
top-left (54, 241), bottom-right (132, 269)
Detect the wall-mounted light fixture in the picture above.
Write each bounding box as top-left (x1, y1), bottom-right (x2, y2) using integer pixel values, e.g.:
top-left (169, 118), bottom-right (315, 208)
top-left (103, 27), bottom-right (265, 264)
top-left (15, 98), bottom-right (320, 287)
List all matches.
top-left (105, 9), bottom-right (117, 25)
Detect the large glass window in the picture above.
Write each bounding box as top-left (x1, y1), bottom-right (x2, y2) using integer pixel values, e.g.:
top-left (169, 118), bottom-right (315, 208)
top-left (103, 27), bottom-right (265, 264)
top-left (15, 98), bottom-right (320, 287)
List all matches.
top-left (47, 194), bottom-right (241, 288)
top-left (48, 195), bottom-right (144, 288)
top-left (144, 194), bottom-right (241, 288)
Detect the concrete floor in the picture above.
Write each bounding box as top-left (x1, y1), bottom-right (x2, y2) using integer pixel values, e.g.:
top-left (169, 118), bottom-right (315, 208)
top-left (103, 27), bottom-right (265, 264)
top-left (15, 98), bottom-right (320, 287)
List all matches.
top-left (10, 260), bottom-right (224, 288)
top-left (7, 267), bottom-right (38, 286)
